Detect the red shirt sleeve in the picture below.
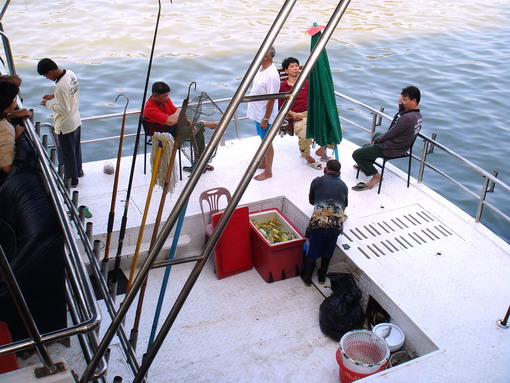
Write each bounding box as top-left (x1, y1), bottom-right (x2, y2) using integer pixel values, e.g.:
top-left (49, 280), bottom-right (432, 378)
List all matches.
top-left (143, 97), bottom-right (178, 126)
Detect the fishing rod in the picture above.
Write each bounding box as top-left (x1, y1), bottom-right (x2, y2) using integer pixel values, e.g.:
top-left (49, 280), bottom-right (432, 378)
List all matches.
top-left (101, 94), bottom-right (129, 283)
top-left (108, 0), bottom-right (166, 302)
top-left (126, 141), bottom-right (163, 292)
top-left (129, 82), bottom-right (195, 349)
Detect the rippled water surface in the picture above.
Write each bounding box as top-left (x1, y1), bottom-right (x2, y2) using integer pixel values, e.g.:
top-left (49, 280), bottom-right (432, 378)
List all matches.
top-left (2, 0), bottom-right (510, 240)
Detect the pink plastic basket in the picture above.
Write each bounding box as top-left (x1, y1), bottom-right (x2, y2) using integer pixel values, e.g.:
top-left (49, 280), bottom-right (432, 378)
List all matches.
top-left (339, 330), bottom-right (390, 375)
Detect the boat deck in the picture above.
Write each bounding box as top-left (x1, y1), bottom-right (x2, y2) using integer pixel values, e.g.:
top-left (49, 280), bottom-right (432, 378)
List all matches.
top-left (17, 135), bottom-right (510, 382)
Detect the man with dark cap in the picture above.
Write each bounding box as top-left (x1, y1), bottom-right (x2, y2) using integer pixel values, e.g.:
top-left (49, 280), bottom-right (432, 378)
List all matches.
top-left (303, 159), bottom-right (348, 286)
top-left (38, 58), bottom-right (82, 187)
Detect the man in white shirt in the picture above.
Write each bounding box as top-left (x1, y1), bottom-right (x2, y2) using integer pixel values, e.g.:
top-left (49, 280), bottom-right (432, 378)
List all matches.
top-left (38, 58), bottom-right (83, 187)
top-left (246, 46), bottom-right (280, 181)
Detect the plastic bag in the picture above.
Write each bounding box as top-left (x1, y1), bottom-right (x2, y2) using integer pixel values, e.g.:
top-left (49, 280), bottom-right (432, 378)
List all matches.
top-left (319, 273), bottom-right (365, 341)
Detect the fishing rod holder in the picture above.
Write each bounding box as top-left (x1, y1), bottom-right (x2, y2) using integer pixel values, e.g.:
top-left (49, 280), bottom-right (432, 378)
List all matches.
top-left (487, 171), bottom-right (498, 193)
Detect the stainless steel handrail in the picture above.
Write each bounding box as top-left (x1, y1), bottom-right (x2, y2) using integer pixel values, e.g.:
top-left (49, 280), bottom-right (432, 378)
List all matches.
top-left (0, 114), bottom-right (109, 380)
top-left (333, 90), bottom-right (510, 226)
top-left (0, 99), bottom-right (108, 378)
top-left (54, 89), bottom-right (510, 229)
top-left (0, 31), bottom-right (15, 74)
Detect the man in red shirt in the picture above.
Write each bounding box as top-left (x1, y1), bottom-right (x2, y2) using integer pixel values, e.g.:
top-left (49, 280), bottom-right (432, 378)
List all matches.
top-left (143, 81), bottom-right (213, 171)
top-left (143, 81), bottom-right (179, 137)
top-left (279, 57), bottom-right (326, 170)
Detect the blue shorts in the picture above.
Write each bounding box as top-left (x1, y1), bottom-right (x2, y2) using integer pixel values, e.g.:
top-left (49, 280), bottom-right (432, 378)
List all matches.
top-left (255, 121), bottom-right (271, 139)
top-left (306, 232), bottom-right (339, 259)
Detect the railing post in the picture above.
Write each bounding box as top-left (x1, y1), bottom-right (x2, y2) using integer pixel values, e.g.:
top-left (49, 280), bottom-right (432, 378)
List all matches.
top-left (370, 107), bottom-right (384, 137)
top-left (417, 138), bottom-right (428, 184)
top-left (488, 171), bottom-right (498, 193)
top-left (428, 133), bottom-right (437, 154)
top-left (475, 176), bottom-right (491, 223)
top-left (233, 111), bottom-right (241, 140)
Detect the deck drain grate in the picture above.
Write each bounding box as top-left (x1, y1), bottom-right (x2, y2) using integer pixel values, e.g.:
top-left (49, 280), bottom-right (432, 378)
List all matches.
top-left (343, 205), bottom-right (461, 260)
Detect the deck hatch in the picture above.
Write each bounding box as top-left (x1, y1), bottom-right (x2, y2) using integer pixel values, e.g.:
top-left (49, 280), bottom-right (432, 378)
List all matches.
top-left (343, 205), bottom-right (461, 259)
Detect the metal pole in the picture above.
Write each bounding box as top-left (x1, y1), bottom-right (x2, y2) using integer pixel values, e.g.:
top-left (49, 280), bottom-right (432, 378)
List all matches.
top-left (417, 139), bottom-right (428, 184)
top-left (133, 0), bottom-right (353, 381)
top-left (497, 305), bottom-right (510, 328)
top-left (475, 176), bottom-right (491, 223)
top-left (0, 245), bottom-right (56, 373)
top-left (82, 0), bottom-right (296, 380)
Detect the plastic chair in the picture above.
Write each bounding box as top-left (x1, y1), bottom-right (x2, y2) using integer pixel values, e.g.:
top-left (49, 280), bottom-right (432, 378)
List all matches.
top-left (356, 136), bottom-right (419, 194)
top-left (199, 187), bottom-right (232, 240)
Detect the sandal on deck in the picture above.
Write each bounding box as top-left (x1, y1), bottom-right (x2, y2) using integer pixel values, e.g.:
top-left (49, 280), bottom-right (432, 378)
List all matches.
top-left (351, 182), bottom-right (373, 191)
top-left (319, 156), bottom-right (332, 162)
top-left (306, 161), bottom-right (322, 170)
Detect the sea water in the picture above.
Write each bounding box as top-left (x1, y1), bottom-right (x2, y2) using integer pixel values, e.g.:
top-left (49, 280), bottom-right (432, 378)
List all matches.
top-left (2, 0), bottom-right (509, 241)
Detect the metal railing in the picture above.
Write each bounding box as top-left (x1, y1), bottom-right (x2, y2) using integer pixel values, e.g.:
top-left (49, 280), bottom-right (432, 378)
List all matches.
top-left (334, 90), bottom-right (510, 228)
top-left (2, 0), bottom-right (508, 381)
top-left (0, 29), bottom-right (118, 381)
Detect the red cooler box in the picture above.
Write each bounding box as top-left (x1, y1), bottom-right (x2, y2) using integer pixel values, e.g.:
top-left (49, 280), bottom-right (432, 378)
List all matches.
top-left (249, 208), bottom-right (306, 283)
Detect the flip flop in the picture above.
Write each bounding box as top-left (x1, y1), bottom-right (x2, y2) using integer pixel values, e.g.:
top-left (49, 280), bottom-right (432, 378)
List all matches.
top-left (320, 156), bottom-right (332, 162)
top-left (306, 161), bottom-right (322, 170)
top-left (206, 164), bottom-right (214, 171)
top-left (351, 182), bottom-right (373, 191)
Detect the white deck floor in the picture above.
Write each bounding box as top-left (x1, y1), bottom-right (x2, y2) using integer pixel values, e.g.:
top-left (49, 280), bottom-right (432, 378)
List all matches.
top-left (15, 134), bottom-right (510, 382)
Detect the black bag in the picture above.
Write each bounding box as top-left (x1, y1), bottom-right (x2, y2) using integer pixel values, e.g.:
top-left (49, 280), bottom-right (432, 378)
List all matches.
top-left (319, 273), bottom-right (365, 341)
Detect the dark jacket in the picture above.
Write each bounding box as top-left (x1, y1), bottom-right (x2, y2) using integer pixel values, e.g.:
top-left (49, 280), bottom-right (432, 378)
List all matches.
top-left (374, 109), bottom-right (422, 158)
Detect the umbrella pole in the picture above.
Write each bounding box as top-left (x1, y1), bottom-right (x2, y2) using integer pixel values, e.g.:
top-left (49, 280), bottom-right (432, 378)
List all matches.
top-left (101, 94), bottom-right (129, 284)
top-left (126, 141), bottom-right (164, 293)
top-left (129, 139), bottom-right (179, 349)
top-left (333, 145), bottom-right (339, 161)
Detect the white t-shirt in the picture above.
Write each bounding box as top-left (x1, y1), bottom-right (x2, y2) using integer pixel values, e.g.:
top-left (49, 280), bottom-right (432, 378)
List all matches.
top-left (45, 69), bottom-right (81, 134)
top-left (246, 63), bottom-right (280, 123)
top-left (0, 118), bottom-right (15, 168)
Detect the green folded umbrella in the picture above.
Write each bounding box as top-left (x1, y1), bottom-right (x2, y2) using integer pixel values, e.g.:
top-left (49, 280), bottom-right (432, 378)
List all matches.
top-left (306, 23), bottom-right (342, 148)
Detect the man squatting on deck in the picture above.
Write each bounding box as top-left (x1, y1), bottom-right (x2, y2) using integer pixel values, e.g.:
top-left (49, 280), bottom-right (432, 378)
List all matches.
top-left (303, 159), bottom-right (348, 286)
top-left (352, 85), bottom-right (422, 191)
top-left (143, 81), bottom-right (214, 172)
top-left (38, 58), bottom-right (83, 187)
top-left (278, 57), bottom-right (328, 170)
top-left (246, 46), bottom-right (280, 181)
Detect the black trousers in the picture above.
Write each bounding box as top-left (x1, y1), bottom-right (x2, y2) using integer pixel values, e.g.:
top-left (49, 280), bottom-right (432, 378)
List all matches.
top-left (55, 126), bottom-right (83, 178)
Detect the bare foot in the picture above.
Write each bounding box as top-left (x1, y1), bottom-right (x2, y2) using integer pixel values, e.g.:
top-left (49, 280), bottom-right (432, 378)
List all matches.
top-left (365, 173), bottom-right (381, 188)
top-left (258, 164), bottom-right (266, 169)
top-left (254, 172), bottom-right (272, 181)
top-left (315, 147), bottom-right (325, 158)
top-left (305, 155), bottom-right (316, 164)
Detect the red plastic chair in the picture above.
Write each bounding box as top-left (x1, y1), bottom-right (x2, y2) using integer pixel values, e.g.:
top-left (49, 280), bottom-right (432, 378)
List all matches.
top-left (199, 187), bottom-right (232, 239)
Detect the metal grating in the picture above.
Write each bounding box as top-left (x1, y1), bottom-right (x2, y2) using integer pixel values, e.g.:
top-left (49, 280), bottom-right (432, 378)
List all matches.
top-left (343, 204), bottom-right (460, 260)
